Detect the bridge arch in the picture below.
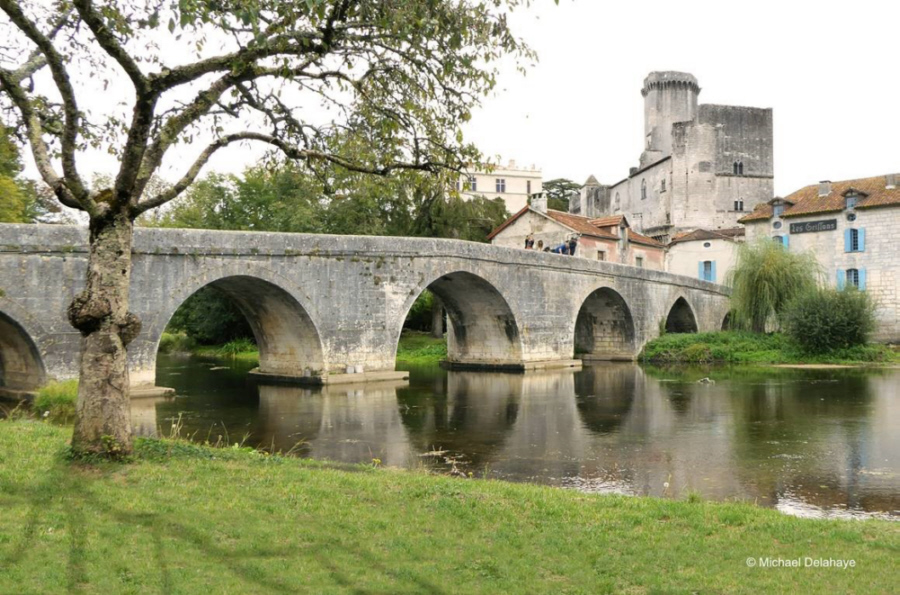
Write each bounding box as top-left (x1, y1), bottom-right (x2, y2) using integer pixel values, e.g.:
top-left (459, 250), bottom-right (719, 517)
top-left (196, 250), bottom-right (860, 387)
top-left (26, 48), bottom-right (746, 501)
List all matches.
top-left (574, 287), bottom-right (636, 360)
top-left (0, 310), bottom-right (46, 392)
top-left (665, 296), bottom-right (698, 333)
top-left (156, 274), bottom-right (325, 377)
top-left (396, 270), bottom-right (523, 367)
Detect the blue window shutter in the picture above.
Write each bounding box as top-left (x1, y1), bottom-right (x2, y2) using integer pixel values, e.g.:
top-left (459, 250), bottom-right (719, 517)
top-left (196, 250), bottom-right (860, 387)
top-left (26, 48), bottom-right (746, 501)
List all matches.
top-left (859, 228), bottom-right (865, 252)
top-left (698, 261), bottom-right (704, 280)
top-left (859, 269), bottom-right (867, 291)
top-left (784, 235), bottom-right (789, 249)
top-left (844, 229), bottom-right (851, 252)
top-left (711, 261), bottom-right (717, 283)
top-left (837, 269), bottom-right (846, 290)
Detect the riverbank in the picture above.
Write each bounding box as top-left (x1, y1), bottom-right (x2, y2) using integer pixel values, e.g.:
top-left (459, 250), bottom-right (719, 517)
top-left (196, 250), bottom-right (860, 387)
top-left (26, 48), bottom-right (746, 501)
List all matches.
top-left (640, 331), bottom-right (898, 365)
top-left (1, 419), bottom-right (896, 594)
top-left (161, 330), bottom-right (449, 365)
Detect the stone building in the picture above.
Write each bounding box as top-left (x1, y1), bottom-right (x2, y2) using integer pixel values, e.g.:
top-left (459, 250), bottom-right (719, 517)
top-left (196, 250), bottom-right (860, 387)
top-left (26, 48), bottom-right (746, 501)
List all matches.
top-left (487, 196), bottom-right (665, 270)
top-left (570, 71), bottom-right (773, 244)
top-left (666, 227), bottom-right (745, 284)
top-left (458, 159), bottom-right (542, 214)
top-left (739, 174), bottom-right (900, 341)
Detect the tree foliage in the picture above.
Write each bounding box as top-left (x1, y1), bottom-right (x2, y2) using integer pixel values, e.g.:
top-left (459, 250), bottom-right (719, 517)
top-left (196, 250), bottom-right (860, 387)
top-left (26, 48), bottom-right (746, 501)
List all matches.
top-left (541, 177), bottom-right (580, 211)
top-left (0, 0), bottom-right (538, 456)
top-left (0, 125), bottom-right (49, 222)
top-left (726, 239), bottom-right (820, 332)
top-left (783, 287), bottom-right (876, 353)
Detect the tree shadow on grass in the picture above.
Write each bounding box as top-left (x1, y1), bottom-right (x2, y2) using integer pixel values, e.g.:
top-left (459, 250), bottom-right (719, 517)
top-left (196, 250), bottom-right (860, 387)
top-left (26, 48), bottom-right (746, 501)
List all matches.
top-left (0, 455), bottom-right (448, 594)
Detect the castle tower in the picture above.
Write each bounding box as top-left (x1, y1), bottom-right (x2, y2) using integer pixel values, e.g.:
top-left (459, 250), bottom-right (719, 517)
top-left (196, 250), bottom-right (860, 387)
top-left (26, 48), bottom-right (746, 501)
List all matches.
top-left (640, 71), bottom-right (700, 167)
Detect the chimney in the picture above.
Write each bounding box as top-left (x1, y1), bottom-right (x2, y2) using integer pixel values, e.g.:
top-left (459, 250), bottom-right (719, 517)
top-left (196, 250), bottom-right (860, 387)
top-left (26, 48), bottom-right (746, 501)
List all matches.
top-left (629, 167), bottom-right (639, 176)
top-left (818, 181), bottom-right (832, 196)
top-left (531, 192), bottom-right (547, 213)
top-left (508, 159), bottom-right (516, 169)
top-left (887, 174), bottom-right (897, 189)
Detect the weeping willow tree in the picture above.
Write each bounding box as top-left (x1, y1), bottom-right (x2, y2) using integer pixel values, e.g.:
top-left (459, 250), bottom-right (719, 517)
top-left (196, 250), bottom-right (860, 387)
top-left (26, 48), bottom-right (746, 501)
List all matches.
top-left (726, 238), bottom-right (820, 332)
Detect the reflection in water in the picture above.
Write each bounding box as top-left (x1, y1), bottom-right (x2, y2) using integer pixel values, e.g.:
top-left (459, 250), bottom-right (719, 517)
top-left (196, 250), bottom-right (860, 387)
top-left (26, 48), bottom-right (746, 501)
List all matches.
top-left (148, 355), bottom-right (900, 520)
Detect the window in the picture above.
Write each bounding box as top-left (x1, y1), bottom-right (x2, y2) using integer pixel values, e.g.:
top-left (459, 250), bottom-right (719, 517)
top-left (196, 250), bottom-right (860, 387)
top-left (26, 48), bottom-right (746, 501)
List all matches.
top-left (838, 268), bottom-right (866, 290)
top-left (733, 161), bottom-right (744, 175)
top-left (614, 192), bottom-right (620, 210)
top-left (467, 176), bottom-right (477, 192)
top-left (773, 204), bottom-right (784, 217)
top-left (703, 242), bottom-right (711, 248)
top-left (845, 228), bottom-right (865, 252)
top-left (641, 179), bottom-right (647, 200)
top-left (455, 179), bottom-right (462, 192)
top-left (734, 199), bottom-right (744, 211)
top-left (699, 260), bottom-right (716, 282)
top-left (597, 250), bottom-right (606, 261)
top-left (495, 178), bottom-right (506, 193)
top-left (773, 221), bottom-right (782, 229)
top-left (845, 193), bottom-right (858, 209)
top-left (772, 235), bottom-right (788, 248)
top-left (661, 179), bottom-right (666, 193)
top-left (526, 180), bottom-right (531, 195)
top-left (635, 256), bottom-right (644, 268)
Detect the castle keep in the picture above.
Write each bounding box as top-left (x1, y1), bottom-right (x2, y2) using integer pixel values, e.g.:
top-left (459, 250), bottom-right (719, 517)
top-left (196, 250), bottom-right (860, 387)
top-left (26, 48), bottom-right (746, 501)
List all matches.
top-left (570, 72), bottom-right (773, 243)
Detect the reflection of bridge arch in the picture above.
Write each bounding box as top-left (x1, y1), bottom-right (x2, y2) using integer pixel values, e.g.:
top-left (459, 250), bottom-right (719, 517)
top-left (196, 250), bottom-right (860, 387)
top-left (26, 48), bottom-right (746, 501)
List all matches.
top-left (574, 365), bottom-right (636, 435)
top-left (665, 297), bottom-right (698, 333)
top-left (0, 309), bottom-right (46, 392)
top-left (153, 274), bottom-right (325, 378)
top-left (395, 271), bottom-right (523, 368)
top-left (574, 287), bottom-right (636, 360)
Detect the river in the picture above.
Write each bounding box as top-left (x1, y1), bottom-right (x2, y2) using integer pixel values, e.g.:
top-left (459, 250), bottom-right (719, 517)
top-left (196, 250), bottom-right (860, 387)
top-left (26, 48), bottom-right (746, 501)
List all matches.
top-left (134, 355), bottom-right (900, 520)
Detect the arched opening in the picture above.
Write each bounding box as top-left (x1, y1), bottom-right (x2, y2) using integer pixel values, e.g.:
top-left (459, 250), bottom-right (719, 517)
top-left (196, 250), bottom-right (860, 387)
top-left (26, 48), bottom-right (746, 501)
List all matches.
top-left (160, 275), bottom-right (325, 378)
top-left (665, 297), bottom-right (698, 334)
top-left (397, 272), bottom-right (522, 368)
top-left (722, 312), bottom-right (733, 331)
top-left (0, 311), bottom-right (45, 394)
top-left (574, 288), bottom-right (636, 360)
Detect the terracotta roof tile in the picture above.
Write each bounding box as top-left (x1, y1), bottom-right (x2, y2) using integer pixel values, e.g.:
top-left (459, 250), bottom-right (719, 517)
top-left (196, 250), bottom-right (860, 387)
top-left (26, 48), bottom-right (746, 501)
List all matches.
top-left (669, 227), bottom-right (745, 245)
top-left (544, 209), bottom-right (619, 239)
top-left (588, 214), bottom-right (627, 228)
top-left (626, 229), bottom-right (665, 248)
top-left (741, 174), bottom-right (900, 222)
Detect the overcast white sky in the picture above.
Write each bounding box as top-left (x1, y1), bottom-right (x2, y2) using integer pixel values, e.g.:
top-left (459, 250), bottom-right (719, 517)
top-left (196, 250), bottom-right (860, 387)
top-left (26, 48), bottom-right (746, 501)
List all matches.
top-left (463, 0), bottom-right (900, 195)
top-left (20, 0), bottom-right (898, 198)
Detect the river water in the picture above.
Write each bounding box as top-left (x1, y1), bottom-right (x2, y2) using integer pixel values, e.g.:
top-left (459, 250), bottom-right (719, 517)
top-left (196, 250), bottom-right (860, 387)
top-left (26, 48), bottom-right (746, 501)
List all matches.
top-left (136, 355), bottom-right (900, 520)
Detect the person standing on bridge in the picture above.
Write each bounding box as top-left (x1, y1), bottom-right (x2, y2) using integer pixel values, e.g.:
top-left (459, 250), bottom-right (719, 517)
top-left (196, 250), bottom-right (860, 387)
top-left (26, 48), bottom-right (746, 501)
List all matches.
top-left (525, 234), bottom-right (535, 249)
top-left (536, 239), bottom-right (544, 251)
top-left (568, 236), bottom-right (579, 257)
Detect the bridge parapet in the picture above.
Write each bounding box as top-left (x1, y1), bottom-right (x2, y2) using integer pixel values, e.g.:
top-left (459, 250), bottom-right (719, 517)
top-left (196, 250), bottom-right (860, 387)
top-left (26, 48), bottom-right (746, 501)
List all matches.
top-left (0, 224), bottom-right (730, 392)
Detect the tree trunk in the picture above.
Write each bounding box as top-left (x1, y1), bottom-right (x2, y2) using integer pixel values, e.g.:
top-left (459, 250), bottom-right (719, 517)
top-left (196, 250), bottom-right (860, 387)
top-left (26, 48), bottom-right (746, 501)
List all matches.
top-left (430, 295), bottom-right (444, 339)
top-left (69, 209), bottom-right (141, 457)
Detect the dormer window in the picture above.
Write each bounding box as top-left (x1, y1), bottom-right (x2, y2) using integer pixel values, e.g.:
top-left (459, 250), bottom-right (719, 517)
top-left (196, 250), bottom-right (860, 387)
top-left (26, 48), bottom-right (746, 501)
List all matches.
top-left (845, 193), bottom-right (858, 209)
top-left (773, 204), bottom-right (784, 217)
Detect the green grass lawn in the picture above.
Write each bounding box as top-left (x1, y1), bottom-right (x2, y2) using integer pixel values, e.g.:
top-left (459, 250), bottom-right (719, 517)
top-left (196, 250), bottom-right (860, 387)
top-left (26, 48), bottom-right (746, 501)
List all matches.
top-left (640, 331), bottom-right (899, 365)
top-left (0, 420), bottom-right (896, 594)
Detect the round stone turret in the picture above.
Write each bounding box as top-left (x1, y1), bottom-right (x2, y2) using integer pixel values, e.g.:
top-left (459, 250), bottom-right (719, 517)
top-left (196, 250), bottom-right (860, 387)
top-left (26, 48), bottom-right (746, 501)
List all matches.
top-left (642, 71), bottom-right (701, 160)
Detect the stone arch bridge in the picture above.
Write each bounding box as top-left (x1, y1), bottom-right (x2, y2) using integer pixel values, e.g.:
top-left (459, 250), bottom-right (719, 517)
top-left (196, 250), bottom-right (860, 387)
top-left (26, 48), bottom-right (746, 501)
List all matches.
top-left (0, 224), bottom-right (729, 394)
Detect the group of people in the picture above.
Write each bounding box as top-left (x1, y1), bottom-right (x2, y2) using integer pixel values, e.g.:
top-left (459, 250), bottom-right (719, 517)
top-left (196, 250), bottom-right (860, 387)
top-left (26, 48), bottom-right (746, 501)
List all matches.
top-left (524, 234), bottom-right (578, 256)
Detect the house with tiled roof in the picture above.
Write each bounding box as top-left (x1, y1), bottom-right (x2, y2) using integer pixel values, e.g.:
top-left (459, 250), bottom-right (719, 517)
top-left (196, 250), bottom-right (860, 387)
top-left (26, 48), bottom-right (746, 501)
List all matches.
top-left (666, 227), bottom-right (745, 283)
top-left (487, 196), bottom-right (665, 270)
top-left (740, 173), bottom-right (900, 341)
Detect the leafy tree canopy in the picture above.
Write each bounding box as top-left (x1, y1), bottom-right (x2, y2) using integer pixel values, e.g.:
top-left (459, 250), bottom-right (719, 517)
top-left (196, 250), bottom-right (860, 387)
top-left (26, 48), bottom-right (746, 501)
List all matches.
top-left (540, 177), bottom-right (581, 211)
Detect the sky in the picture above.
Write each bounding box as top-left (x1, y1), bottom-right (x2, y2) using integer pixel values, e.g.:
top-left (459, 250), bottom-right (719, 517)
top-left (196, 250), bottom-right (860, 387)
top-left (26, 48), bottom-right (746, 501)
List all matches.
top-left (462, 0), bottom-right (900, 195)
top-left (15, 0), bottom-right (899, 198)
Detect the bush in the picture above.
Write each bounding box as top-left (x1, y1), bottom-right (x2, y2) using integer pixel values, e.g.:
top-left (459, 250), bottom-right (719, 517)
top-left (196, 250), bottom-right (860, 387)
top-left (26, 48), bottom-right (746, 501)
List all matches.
top-left (34, 380), bottom-right (78, 423)
top-left (158, 332), bottom-right (196, 353)
top-left (783, 288), bottom-right (876, 353)
top-left (218, 337), bottom-right (257, 357)
top-left (727, 239), bottom-right (820, 332)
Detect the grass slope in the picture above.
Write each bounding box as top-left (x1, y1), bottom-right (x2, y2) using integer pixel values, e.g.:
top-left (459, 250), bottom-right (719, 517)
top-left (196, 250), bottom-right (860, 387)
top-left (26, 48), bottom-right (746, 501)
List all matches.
top-left (640, 331), bottom-right (898, 365)
top-left (0, 420), bottom-right (896, 594)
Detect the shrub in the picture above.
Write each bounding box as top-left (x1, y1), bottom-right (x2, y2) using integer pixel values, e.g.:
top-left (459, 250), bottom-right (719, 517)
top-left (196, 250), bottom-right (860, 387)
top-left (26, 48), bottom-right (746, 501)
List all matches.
top-left (34, 380), bottom-right (78, 423)
top-left (218, 337), bottom-right (257, 357)
top-left (727, 239), bottom-right (820, 332)
top-left (158, 332), bottom-right (196, 353)
top-left (783, 287), bottom-right (876, 353)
